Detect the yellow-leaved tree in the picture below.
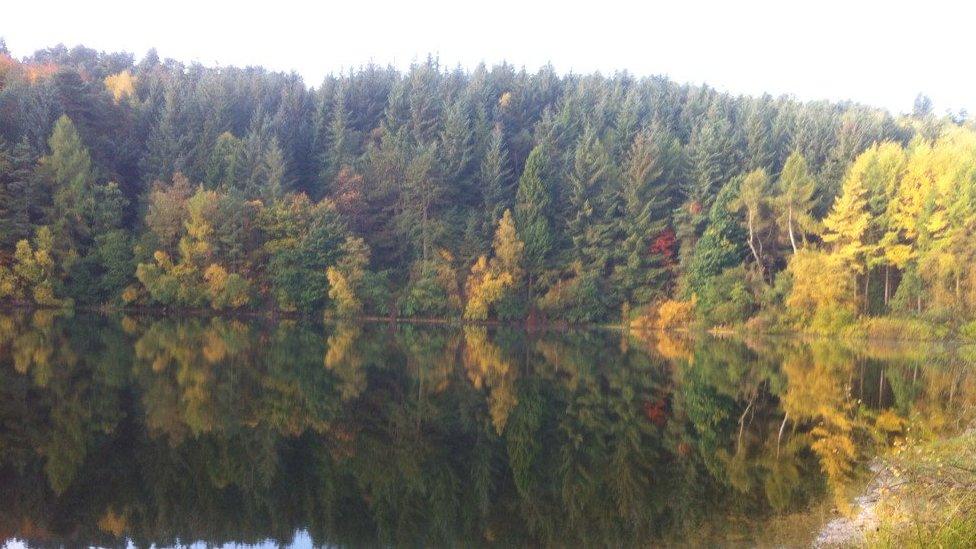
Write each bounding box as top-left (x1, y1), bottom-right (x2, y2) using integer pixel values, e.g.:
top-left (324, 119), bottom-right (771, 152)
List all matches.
top-left (327, 236), bottom-right (370, 318)
top-left (0, 227), bottom-right (64, 307)
top-left (821, 153), bottom-right (874, 310)
top-left (464, 209), bottom-right (524, 320)
top-left (104, 70), bottom-right (136, 103)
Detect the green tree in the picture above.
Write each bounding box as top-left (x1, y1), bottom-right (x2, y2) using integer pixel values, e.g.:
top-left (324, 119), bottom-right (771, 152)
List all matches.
top-left (686, 179), bottom-right (747, 301)
top-left (613, 127), bottom-right (677, 305)
top-left (514, 144), bottom-right (554, 293)
top-left (41, 115), bottom-right (95, 251)
top-left (775, 151), bottom-right (817, 254)
top-left (735, 168), bottom-right (772, 278)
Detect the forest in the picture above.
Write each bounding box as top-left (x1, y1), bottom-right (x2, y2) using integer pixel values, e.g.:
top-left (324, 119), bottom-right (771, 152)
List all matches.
top-left (1, 40), bottom-right (974, 331)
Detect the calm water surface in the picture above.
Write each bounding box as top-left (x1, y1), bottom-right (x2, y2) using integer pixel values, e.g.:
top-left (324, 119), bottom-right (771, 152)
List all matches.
top-left (1, 311), bottom-right (974, 547)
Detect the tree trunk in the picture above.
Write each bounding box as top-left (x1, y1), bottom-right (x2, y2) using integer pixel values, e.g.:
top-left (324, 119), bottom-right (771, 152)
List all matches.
top-left (879, 367), bottom-right (885, 408)
top-left (776, 412), bottom-right (789, 457)
top-left (746, 210), bottom-right (763, 278)
top-left (884, 265), bottom-right (890, 307)
top-left (787, 206), bottom-right (798, 254)
top-left (864, 270), bottom-right (870, 313)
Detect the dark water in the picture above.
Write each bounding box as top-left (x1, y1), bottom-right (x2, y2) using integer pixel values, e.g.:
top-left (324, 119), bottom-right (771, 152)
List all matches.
top-left (0, 311), bottom-right (974, 548)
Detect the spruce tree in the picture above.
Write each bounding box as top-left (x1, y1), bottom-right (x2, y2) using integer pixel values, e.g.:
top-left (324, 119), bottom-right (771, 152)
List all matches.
top-left (686, 178), bottom-right (747, 298)
top-left (480, 127), bottom-right (512, 226)
top-left (614, 127), bottom-right (676, 303)
top-left (261, 137), bottom-right (289, 200)
top-left (514, 144), bottom-right (554, 288)
top-left (566, 126), bottom-right (611, 273)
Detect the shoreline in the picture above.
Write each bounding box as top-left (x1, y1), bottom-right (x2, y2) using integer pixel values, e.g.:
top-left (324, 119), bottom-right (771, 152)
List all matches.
top-left (3, 303), bottom-right (975, 343)
top-left (814, 428), bottom-right (976, 547)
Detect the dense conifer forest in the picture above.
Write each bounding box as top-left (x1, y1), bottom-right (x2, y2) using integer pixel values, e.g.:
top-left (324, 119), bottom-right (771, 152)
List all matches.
top-left (1, 40), bottom-right (974, 331)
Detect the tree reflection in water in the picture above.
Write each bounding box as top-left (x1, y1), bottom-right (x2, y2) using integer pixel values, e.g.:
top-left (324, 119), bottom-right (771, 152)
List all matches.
top-left (0, 312), bottom-right (973, 546)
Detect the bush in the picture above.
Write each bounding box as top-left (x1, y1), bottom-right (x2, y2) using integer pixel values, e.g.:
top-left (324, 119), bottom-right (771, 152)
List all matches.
top-left (400, 275), bottom-right (452, 318)
top-left (537, 270), bottom-right (608, 323)
top-left (650, 297), bottom-right (696, 331)
top-left (859, 317), bottom-right (947, 341)
top-left (696, 266), bottom-right (759, 326)
top-left (959, 320), bottom-right (976, 341)
top-left (807, 305), bottom-right (857, 335)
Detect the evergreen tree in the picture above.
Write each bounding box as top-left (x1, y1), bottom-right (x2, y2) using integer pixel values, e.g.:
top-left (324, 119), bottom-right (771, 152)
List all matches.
top-left (260, 137), bottom-right (289, 200)
top-left (514, 144), bottom-right (554, 291)
top-left (685, 102), bottom-right (739, 211)
top-left (0, 139), bottom-right (34, 247)
top-left (328, 82), bottom-right (356, 181)
top-left (745, 97), bottom-right (776, 172)
top-left (686, 178), bottom-right (747, 298)
top-left (205, 132), bottom-right (244, 190)
top-left (480, 127), bottom-right (512, 227)
top-left (613, 127), bottom-right (677, 304)
top-left (566, 126), bottom-right (611, 273)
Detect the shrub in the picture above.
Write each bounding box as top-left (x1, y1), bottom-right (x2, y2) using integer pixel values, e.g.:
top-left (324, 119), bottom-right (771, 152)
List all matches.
top-left (859, 317), bottom-right (947, 341)
top-left (959, 320), bottom-right (976, 341)
top-left (696, 266), bottom-right (759, 326)
top-left (537, 270), bottom-right (608, 323)
top-left (652, 297), bottom-right (696, 331)
top-left (807, 305), bottom-right (856, 335)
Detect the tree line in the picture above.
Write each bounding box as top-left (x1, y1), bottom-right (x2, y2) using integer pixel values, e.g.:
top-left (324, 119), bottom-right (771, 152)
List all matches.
top-left (0, 40), bottom-right (971, 326)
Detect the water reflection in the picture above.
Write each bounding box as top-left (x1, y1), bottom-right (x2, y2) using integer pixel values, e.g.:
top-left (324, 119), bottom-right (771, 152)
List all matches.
top-left (0, 312), bottom-right (974, 546)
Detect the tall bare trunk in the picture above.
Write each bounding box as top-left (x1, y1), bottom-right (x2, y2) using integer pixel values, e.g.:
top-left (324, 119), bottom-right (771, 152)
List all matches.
top-left (879, 368), bottom-right (885, 407)
top-left (884, 265), bottom-right (890, 307)
top-left (776, 412), bottom-right (789, 457)
top-left (864, 270), bottom-right (870, 313)
top-left (787, 206), bottom-right (797, 254)
top-left (746, 210), bottom-right (763, 278)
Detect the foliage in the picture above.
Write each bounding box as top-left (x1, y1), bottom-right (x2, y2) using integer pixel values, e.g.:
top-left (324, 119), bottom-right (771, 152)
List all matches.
top-left (1, 41), bottom-right (975, 326)
top-left (696, 266), bottom-right (759, 326)
top-left (785, 249), bottom-right (857, 316)
top-left (652, 297), bottom-right (696, 331)
top-left (464, 209), bottom-right (523, 320)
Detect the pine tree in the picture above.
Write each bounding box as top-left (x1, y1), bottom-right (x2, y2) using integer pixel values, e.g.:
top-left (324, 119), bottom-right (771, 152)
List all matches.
top-left (613, 127), bottom-right (677, 303)
top-left (439, 98), bottom-right (475, 196)
top-left (328, 83), bottom-right (356, 180)
top-left (480, 127), bottom-right (512, 227)
top-left (745, 97), bottom-right (776, 171)
top-left (566, 126), bottom-right (611, 273)
top-left (261, 137), bottom-right (289, 200)
top-left (402, 143), bottom-right (442, 262)
top-left (686, 178), bottom-right (747, 298)
top-left (205, 132), bottom-right (245, 190)
top-left (685, 103), bottom-right (739, 211)
top-left (514, 144), bottom-right (554, 288)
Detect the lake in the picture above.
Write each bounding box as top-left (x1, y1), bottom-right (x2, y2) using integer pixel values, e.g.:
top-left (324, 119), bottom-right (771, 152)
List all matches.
top-left (0, 311), bottom-right (973, 547)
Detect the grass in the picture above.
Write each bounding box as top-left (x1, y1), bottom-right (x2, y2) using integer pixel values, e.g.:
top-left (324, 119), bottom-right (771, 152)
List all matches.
top-left (866, 431), bottom-right (976, 547)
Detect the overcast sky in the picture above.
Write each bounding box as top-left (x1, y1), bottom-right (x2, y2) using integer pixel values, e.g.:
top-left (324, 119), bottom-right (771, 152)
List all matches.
top-left (3, 0), bottom-right (973, 114)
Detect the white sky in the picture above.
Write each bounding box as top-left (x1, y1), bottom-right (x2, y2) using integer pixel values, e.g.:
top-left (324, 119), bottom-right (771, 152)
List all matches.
top-left (3, 0), bottom-right (973, 114)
